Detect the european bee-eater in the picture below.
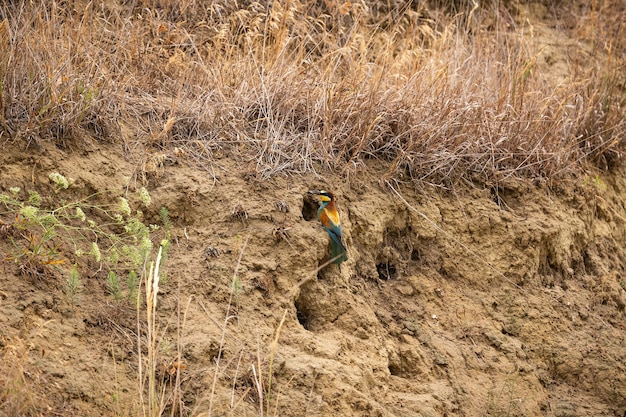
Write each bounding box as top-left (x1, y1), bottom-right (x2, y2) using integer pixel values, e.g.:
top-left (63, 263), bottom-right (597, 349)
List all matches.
top-left (308, 190), bottom-right (348, 265)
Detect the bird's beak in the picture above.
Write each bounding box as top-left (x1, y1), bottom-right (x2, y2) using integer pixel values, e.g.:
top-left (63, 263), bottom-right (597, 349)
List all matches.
top-left (308, 190), bottom-right (321, 195)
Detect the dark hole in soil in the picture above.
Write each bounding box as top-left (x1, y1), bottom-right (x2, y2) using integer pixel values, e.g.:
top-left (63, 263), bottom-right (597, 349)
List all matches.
top-left (295, 295), bottom-right (312, 330)
top-left (302, 194), bottom-right (318, 221)
top-left (388, 362), bottom-right (402, 377)
top-left (377, 262), bottom-right (397, 280)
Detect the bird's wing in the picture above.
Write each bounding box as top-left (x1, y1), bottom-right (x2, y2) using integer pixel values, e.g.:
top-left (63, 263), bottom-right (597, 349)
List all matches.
top-left (320, 207), bottom-right (346, 250)
top-left (318, 210), bottom-right (331, 230)
top-left (326, 224), bottom-right (346, 250)
top-left (326, 208), bottom-right (341, 228)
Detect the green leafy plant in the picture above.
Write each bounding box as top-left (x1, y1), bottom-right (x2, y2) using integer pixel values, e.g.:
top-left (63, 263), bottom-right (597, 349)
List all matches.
top-left (107, 271), bottom-right (122, 300)
top-left (5, 200), bottom-right (66, 278)
top-left (127, 270), bottom-right (139, 305)
top-left (64, 263), bottom-right (82, 305)
top-left (0, 179), bottom-right (167, 306)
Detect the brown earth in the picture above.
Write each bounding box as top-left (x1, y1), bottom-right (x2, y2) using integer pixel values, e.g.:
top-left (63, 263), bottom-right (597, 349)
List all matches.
top-left (1, 130), bottom-right (625, 416)
top-left (1, 1), bottom-right (626, 415)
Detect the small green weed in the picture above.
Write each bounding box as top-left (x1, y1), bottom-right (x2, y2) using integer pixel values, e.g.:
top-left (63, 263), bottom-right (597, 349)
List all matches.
top-left (107, 271), bottom-right (122, 300)
top-left (64, 263), bottom-right (82, 305)
top-left (583, 174), bottom-right (607, 192)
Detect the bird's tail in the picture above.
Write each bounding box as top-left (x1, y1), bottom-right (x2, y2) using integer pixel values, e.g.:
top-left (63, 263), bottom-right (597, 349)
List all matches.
top-left (330, 235), bottom-right (348, 265)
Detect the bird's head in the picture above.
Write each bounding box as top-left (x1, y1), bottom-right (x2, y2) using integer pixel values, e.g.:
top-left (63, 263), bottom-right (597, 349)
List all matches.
top-left (308, 190), bottom-right (334, 203)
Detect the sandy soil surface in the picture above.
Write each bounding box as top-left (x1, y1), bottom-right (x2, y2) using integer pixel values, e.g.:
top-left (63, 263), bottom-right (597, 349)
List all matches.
top-left (1, 134), bottom-right (625, 416)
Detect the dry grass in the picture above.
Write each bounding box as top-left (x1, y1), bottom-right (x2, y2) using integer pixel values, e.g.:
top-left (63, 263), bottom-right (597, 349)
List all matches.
top-left (0, 337), bottom-right (43, 417)
top-left (0, 0), bottom-right (624, 186)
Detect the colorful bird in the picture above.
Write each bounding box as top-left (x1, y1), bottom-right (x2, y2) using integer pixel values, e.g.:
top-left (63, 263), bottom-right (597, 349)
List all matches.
top-left (308, 190), bottom-right (348, 265)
